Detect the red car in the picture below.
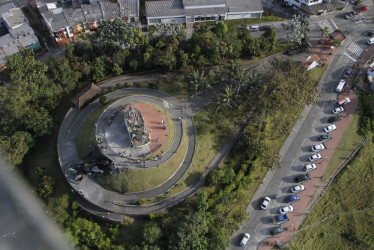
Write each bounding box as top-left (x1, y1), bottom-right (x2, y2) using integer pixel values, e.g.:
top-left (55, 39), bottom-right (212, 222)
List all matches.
top-left (358, 6), bottom-right (368, 13)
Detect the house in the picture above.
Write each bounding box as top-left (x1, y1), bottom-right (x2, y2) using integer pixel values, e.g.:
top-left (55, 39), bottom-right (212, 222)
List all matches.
top-left (301, 53), bottom-right (320, 71)
top-left (145, 0), bottom-right (263, 25)
top-left (0, 3), bottom-right (41, 68)
top-left (31, 0), bottom-right (139, 46)
top-left (71, 82), bottom-right (101, 108)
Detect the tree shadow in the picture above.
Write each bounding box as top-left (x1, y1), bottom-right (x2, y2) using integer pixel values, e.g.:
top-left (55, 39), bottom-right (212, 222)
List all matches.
top-left (184, 171), bottom-right (202, 186)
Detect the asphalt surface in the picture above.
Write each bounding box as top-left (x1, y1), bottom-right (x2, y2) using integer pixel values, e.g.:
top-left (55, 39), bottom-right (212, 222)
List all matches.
top-left (230, 1), bottom-right (374, 249)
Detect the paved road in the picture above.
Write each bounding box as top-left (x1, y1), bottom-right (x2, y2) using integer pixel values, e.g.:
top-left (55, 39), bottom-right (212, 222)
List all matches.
top-left (230, 2), bottom-right (373, 249)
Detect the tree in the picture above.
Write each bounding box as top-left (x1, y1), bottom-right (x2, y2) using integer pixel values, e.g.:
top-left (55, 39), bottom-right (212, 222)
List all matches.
top-left (284, 15), bottom-right (310, 44)
top-left (92, 56), bottom-right (106, 82)
top-left (0, 131), bottom-right (33, 167)
top-left (38, 175), bottom-right (55, 199)
top-left (320, 26), bottom-right (330, 39)
top-left (100, 95), bottom-right (109, 105)
top-left (47, 194), bottom-right (70, 224)
top-left (195, 192), bottom-right (209, 211)
top-left (188, 70), bottom-right (206, 93)
top-left (143, 222), bottom-right (163, 244)
top-left (155, 23), bottom-right (183, 39)
top-left (221, 84), bottom-right (238, 110)
top-left (112, 63), bottom-right (123, 76)
top-left (66, 217), bottom-right (112, 249)
top-left (98, 19), bottom-right (143, 49)
top-left (215, 22), bottom-right (228, 38)
top-left (169, 211), bottom-right (210, 250)
top-left (47, 57), bottom-right (81, 91)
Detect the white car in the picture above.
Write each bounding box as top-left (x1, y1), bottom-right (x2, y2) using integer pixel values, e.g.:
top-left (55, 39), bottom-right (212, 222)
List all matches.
top-left (332, 107), bottom-right (344, 114)
top-left (261, 196), bottom-right (271, 209)
top-left (324, 124), bottom-right (337, 133)
top-left (367, 37), bottom-right (374, 45)
top-left (304, 163), bottom-right (317, 172)
top-left (279, 205), bottom-right (294, 214)
top-left (291, 184), bottom-right (305, 193)
top-left (240, 233), bottom-right (250, 246)
top-left (309, 153), bottom-right (322, 162)
top-left (247, 25), bottom-right (259, 31)
top-left (311, 144), bottom-right (326, 152)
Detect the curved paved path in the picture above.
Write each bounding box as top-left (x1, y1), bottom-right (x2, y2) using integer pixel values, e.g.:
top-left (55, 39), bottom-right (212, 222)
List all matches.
top-left (58, 85), bottom-right (241, 218)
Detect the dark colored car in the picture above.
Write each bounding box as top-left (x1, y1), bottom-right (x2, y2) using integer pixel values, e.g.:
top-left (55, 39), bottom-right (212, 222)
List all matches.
top-left (271, 226), bottom-right (285, 235)
top-left (343, 68), bottom-right (352, 79)
top-left (285, 194), bottom-right (300, 203)
top-left (295, 173), bottom-right (311, 183)
top-left (328, 116), bottom-right (342, 124)
top-left (260, 25), bottom-right (271, 31)
top-left (366, 29), bottom-right (374, 36)
top-left (344, 11), bottom-right (355, 19)
top-left (319, 133), bottom-right (332, 141)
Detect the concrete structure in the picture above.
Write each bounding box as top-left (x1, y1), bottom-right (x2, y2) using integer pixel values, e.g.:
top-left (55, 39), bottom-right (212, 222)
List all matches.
top-left (30, 0), bottom-right (139, 46)
top-left (301, 53), bottom-right (320, 71)
top-left (284, 0), bottom-right (323, 8)
top-left (0, 3), bottom-right (41, 68)
top-left (145, 0), bottom-right (263, 25)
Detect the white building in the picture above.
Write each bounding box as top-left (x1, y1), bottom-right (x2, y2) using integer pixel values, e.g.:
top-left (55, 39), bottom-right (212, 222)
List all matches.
top-left (284, 0), bottom-right (323, 8)
top-left (145, 0), bottom-right (263, 25)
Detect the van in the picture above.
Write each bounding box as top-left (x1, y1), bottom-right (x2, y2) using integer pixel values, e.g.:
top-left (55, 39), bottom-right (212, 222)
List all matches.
top-left (247, 25), bottom-right (259, 31)
top-left (335, 79), bottom-right (346, 93)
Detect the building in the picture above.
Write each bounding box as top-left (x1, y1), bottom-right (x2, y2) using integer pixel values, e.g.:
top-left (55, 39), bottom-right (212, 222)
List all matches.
top-left (71, 82), bottom-right (101, 108)
top-left (0, 3), bottom-right (41, 68)
top-left (283, 0), bottom-right (323, 8)
top-left (145, 0), bottom-right (263, 25)
top-left (30, 0), bottom-right (139, 46)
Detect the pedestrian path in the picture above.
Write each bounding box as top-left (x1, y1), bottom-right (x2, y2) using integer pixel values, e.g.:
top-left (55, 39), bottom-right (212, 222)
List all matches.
top-left (347, 42), bottom-right (364, 57)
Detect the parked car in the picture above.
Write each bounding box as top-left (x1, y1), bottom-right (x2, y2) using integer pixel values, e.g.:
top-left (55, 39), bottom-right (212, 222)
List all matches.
top-left (304, 163), bottom-right (317, 172)
top-left (319, 133), bottom-right (332, 141)
top-left (291, 184), bottom-right (305, 193)
top-left (328, 116), bottom-right (342, 124)
top-left (295, 173), bottom-right (311, 183)
top-left (338, 97), bottom-right (350, 105)
top-left (311, 143), bottom-right (326, 152)
top-left (343, 68), bottom-right (353, 79)
top-left (344, 11), bottom-right (355, 19)
top-left (261, 196), bottom-right (271, 209)
top-left (366, 29), bottom-right (374, 36)
top-left (367, 38), bottom-right (374, 45)
top-left (240, 233), bottom-right (250, 246)
top-left (332, 106), bottom-right (344, 114)
top-left (335, 79), bottom-right (346, 93)
top-left (309, 153), bottom-right (322, 162)
top-left (279, 205), bottom-right (294, 214)
top-left (271, 226), bottom-right (285, 235)
top-left (260, 25), bottom-right (271, 31)
top-left (285, 194), bottom-right (300, 203)
top-left (358, 6), bottom-right (368, 13)
top-left (272, 214), bottom-right (289, 224)
top-left (324, 124), bottom-right (337, 133)
top-left (247, 25), bottom-right (259, 31)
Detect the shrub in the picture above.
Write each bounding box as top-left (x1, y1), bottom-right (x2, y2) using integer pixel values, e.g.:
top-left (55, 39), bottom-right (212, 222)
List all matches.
top-left (100, 95), bottom-right (109, 105)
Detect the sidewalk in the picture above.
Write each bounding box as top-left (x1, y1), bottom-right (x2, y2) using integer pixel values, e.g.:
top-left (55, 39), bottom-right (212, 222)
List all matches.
top-left (258, 91), bottom-right (358, 249)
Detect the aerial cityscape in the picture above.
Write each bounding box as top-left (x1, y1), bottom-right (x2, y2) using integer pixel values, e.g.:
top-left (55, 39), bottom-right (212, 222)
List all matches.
top-left (0, 0), bottom-right (373, 249)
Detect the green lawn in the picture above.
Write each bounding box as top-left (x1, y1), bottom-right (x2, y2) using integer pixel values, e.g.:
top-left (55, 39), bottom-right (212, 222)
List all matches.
top-left (288, 137), bottom-right (374, 249)
top-left (95, 122), bottom-right (187, 193)
top-left (226, 15), bottom-right (287, 28)
top-left (153, 106), bottom-right (247, 200)
top-left (76, 100), bottom-right (115, 158)
top-left (322, 113), bottom-right (364, 182)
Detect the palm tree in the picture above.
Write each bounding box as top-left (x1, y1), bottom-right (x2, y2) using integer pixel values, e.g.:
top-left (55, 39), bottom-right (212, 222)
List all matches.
top-left (320, 26), bottom-right (330, 39)
top-left (210, 90), bottom-right (225, 114)
top-left (234, 70), bottom-right (249, 95)
top-left (221, 84), bottom-right (238, 109)
top-left (188, 70), bottom-right (206, 93)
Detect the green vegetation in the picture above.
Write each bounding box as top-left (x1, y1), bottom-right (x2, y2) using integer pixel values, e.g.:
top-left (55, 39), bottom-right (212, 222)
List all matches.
top-left (288, 93), bottom-right (374, 250)
top-left (96, 122), bottom-right (187, 193)
top-left (225, 15), bottom-right (286, 28)
top-left (76, 100), bottom-right (115, 158)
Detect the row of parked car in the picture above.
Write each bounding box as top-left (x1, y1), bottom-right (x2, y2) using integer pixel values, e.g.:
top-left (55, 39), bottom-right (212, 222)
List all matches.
top-left (240, 99), bottom-right (350, 246)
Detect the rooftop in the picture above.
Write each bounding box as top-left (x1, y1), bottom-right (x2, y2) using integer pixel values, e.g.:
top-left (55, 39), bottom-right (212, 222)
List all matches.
top-left (71, 83), bottom-right (101, 108)
top-left (2, 7), bottom-right (27, 29)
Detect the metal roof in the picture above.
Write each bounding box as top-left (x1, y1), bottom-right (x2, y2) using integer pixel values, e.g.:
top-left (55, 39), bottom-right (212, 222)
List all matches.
top-left (63, 6), bottom-right (86, 25)
top-left (0, 3), bottom-right (16, 16)
top-left (146, 0), bottom-right (263, 18)
top-left (42, 11), bottom-right (69, 31)
top-left (2, 7), bottom-right (27, 29)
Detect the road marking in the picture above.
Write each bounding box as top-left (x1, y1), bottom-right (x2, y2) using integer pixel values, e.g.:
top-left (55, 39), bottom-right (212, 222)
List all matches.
top-left (322, 102), bottom-right (325, 109)
top-left (279, 180), bottom-right (283, 187)
top-left (330, 19), bottom-right (338, 30)
top-left (312, 119), bottom-right (316, 127)
top-left (344, 52), bottom-right (357, 62)
top-left (347, 42), bottom-right (363, 57)
top-left (254, 223), bottom-right (259, 232)
top-left (302, 138), bottom-right (306, 146)
top-left (291, 158), bottom-right (295, 166)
